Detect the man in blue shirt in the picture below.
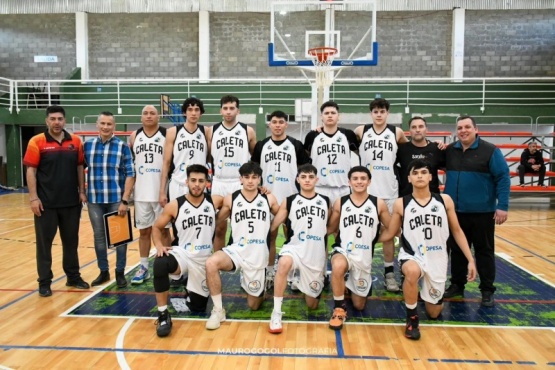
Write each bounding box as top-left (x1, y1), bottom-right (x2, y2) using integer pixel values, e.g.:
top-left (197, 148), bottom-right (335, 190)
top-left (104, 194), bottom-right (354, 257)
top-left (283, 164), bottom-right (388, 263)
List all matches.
top-left (84, 111), bottom-right (135, 288)
top-left (443, 115), bottom-right (510, 307)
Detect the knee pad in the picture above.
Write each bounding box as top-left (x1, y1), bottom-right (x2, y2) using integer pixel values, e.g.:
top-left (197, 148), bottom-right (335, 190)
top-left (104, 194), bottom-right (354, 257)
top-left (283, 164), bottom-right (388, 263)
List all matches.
top-left (153, 255), bottom-right (179, 293)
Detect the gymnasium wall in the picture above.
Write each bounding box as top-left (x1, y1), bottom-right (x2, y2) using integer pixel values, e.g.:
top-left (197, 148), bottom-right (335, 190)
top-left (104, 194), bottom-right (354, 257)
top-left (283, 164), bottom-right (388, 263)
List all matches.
top-left (0, 14), bottom-right (76, 79)
top-left (0, 10), bottom-right (554, 80)
top-left (88, 13), bottom-right (199, 78)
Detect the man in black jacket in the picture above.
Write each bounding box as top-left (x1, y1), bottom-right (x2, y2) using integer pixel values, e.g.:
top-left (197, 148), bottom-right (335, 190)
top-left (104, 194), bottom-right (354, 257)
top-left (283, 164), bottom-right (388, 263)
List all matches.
top-left (518, 141), bottom-right (546, 187)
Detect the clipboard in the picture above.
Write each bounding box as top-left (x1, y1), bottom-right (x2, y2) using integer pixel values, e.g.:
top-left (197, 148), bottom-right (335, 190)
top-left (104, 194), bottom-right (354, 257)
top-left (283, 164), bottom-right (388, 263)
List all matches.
top-left (104, 209), bottom-right (133, 249)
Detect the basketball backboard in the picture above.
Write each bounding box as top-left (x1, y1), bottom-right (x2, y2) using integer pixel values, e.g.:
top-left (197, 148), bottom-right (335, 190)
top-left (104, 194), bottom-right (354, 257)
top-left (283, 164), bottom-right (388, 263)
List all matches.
top-left (268, 0), bottom-right (378, 68)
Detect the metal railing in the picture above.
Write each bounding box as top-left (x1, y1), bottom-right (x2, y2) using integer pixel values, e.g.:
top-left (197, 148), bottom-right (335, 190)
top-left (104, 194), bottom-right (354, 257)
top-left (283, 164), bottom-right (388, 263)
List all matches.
top-left (1, 76), bottom-right (555, 115)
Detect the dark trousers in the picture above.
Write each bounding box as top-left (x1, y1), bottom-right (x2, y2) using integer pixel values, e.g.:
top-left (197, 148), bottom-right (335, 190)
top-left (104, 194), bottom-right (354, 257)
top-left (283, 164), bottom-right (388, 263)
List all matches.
top-left (35, 205), bottom-right (82, 286)
top-left (518, 164), bottom-right (546, 185)
top-left (448, 212), bottom-right (496, 293)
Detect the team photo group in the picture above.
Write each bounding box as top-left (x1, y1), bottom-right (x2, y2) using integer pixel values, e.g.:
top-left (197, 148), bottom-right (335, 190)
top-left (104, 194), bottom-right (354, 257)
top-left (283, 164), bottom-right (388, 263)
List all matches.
top-left (26, 94), bottom-right (510, 342)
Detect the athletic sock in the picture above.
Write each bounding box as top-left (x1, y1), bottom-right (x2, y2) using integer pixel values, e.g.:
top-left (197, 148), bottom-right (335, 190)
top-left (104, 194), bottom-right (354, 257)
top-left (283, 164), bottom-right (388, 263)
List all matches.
top-left (384, 262), bottom-right (394, 275)
top-left (211, 294), bottom-right (223, 311)
top-left (333, 295), bottom-right (345, 309)
top-left (140, 257), bottom-right (149, 270)
top-left (274, 296), bottom-right (283, 313)
top-left (406, 303), bottom-right (417, 318)
top-left (158, 305), bottom-right (167, 312)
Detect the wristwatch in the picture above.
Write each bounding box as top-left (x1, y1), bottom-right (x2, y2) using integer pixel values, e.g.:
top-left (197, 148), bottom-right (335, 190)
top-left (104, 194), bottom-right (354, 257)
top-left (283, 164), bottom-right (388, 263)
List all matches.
top-left (121, 199), bottom-right (129, 206)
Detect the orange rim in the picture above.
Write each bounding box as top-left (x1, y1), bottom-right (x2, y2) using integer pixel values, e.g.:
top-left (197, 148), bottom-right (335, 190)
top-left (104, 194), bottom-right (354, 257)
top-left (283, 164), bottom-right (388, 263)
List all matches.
top-left (308, 47), bottom-right (338, 63)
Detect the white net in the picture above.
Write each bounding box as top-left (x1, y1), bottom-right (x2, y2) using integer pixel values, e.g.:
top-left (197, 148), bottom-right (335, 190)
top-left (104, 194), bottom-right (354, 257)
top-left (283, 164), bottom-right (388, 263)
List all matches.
top-left (308, 47), bottom-right (337, 88)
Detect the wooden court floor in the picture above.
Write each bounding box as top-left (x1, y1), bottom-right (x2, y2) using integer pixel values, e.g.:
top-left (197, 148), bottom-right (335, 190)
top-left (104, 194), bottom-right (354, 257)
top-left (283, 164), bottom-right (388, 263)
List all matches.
top-left (0, 192), bottom-right (554, 369)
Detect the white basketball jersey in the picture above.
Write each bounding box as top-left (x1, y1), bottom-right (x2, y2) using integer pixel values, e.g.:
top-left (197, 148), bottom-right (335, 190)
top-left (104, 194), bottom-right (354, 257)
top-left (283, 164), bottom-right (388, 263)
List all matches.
top-left (259, 137), bottom-right (299, 204)
top-left (284, 193), bottom-right (330, 271)
top-left (172, 194), bottom-right (216, 261)
top-left (211, 122), bottom-right (250, 180)
top-left (335, 195), bottom-right (380, 271)
top-left (359, 124), bottom-right (399, 199)
top-left (228, 190), bottom-right (272, 269)
top-left (309, 131), bottom-right (351, 188)
top-left (133, 127), bottom-right (166, 201)
top-left (171, 125), bottom-right (208, 184)
top-left (399, 194), bottom-right (449, 281)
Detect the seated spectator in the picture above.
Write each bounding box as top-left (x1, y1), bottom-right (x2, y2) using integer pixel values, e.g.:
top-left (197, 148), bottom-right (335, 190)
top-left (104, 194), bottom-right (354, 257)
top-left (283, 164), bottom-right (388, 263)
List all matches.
top-left (518, 141), bottom-right (546, 187)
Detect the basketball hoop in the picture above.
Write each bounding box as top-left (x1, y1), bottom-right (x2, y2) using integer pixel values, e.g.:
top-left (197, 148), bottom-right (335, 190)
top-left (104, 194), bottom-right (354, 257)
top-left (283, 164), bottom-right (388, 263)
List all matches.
top-left (308, 46), bottom-right (338, 88)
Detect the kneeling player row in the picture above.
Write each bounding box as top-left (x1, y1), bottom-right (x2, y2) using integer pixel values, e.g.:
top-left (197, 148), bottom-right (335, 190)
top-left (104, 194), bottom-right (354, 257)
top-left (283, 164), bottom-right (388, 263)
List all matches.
top-left (150, 161), bottom-right (476, 341)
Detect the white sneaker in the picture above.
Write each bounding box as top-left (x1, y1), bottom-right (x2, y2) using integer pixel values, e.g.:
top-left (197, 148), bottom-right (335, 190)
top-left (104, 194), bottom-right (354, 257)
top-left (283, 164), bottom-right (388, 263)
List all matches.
top-left (269, 310), bottom-right (283, 334)
top-left (384, 272), bottom-right (401, 292)
top-left (206, 308), bottom-right (226, 330)
top-left (289, 278), bottom-right (300, 292)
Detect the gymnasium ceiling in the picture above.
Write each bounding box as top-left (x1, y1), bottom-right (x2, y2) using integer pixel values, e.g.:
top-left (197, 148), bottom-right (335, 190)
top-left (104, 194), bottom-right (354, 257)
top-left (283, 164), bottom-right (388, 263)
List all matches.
top-left (0, 0), bottom-right (553, 14)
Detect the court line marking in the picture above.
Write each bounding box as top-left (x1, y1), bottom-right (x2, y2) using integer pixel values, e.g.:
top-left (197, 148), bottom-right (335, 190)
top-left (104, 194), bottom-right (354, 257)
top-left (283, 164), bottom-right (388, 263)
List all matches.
top-left (0, 224), bottom-right (33, 236)
top-left (0, 344), bottom-right (551, 366)
top-left (0, 218), bottom-right (34, 221)
top-left (59, 254), bottom-right (150, 317)
top-left (56, 313), bottom-right (555, 331)
top-left (0, 365), bottom-right (15, 370)
top-left (334, 330), bottom-right (344, 358)
top-left (495, 235), bottom-right (555, 265)
top-left (0, 248), bottom-right (121, 313)
top-left (116, 318), bottom-right (134, 370)
top-left (496, 252), bottom-right (555, 288)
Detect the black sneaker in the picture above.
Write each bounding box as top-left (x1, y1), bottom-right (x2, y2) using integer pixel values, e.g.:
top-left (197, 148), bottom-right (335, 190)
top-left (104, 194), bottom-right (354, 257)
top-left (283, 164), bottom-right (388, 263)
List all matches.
top-left (170, 276), bottom-right (186, 288)
top-left (443, 284), bottom-right (464, 298)
top-left (405, 315), bottom-right (421, 340)
top-left (155, 310), bottom-right (172, 337)
top-left (39, 285), bottom-right (52, 297)
top-left (481, 291), bottom-right (495, 307)
top-left (66, 278), bottom-right (90, 289)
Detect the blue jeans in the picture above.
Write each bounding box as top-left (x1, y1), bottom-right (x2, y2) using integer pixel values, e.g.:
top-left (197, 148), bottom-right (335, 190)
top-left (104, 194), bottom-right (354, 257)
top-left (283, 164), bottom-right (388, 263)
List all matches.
top-left (87, 202), bottom-right (127, 272)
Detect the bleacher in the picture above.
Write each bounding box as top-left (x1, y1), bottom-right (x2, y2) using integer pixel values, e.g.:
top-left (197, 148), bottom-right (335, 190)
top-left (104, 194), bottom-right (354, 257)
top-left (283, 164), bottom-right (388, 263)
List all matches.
top-left (422, 129), bottom-right (555, 195)
top-left (479, 131), bottom-right (555, 194)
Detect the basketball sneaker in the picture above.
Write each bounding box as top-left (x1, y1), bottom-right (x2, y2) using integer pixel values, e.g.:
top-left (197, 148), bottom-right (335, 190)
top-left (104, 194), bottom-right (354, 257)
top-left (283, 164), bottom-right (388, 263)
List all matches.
top-left (206, 308), bottom-right (226, 330)
top-left (170, 275), bottom-right (187, 289)
top-left (384, 272), bottom-right (401, 292)
top-left (481, 291), bottom-right (495, 307)
top-left (38, 285), bottom-right (52, 297)
top-left (443, 284), bottom-right (464, 298)
top-left (155, 309), bottom-right (172, 337)
top-left (265, 267), bottom-right (276, 291)
top-left (131, 265), bottom-right (149, 285)
top-left (329, 307), bottom-right (347, 330)
top-left (65, 277), bottom-right (90, 289)
top-left (269, 310), bottom-right (283, 334)
top-left (405, 315), bottom-right (421, 340)
top-left (289, 280), bottom-right (300, 291)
